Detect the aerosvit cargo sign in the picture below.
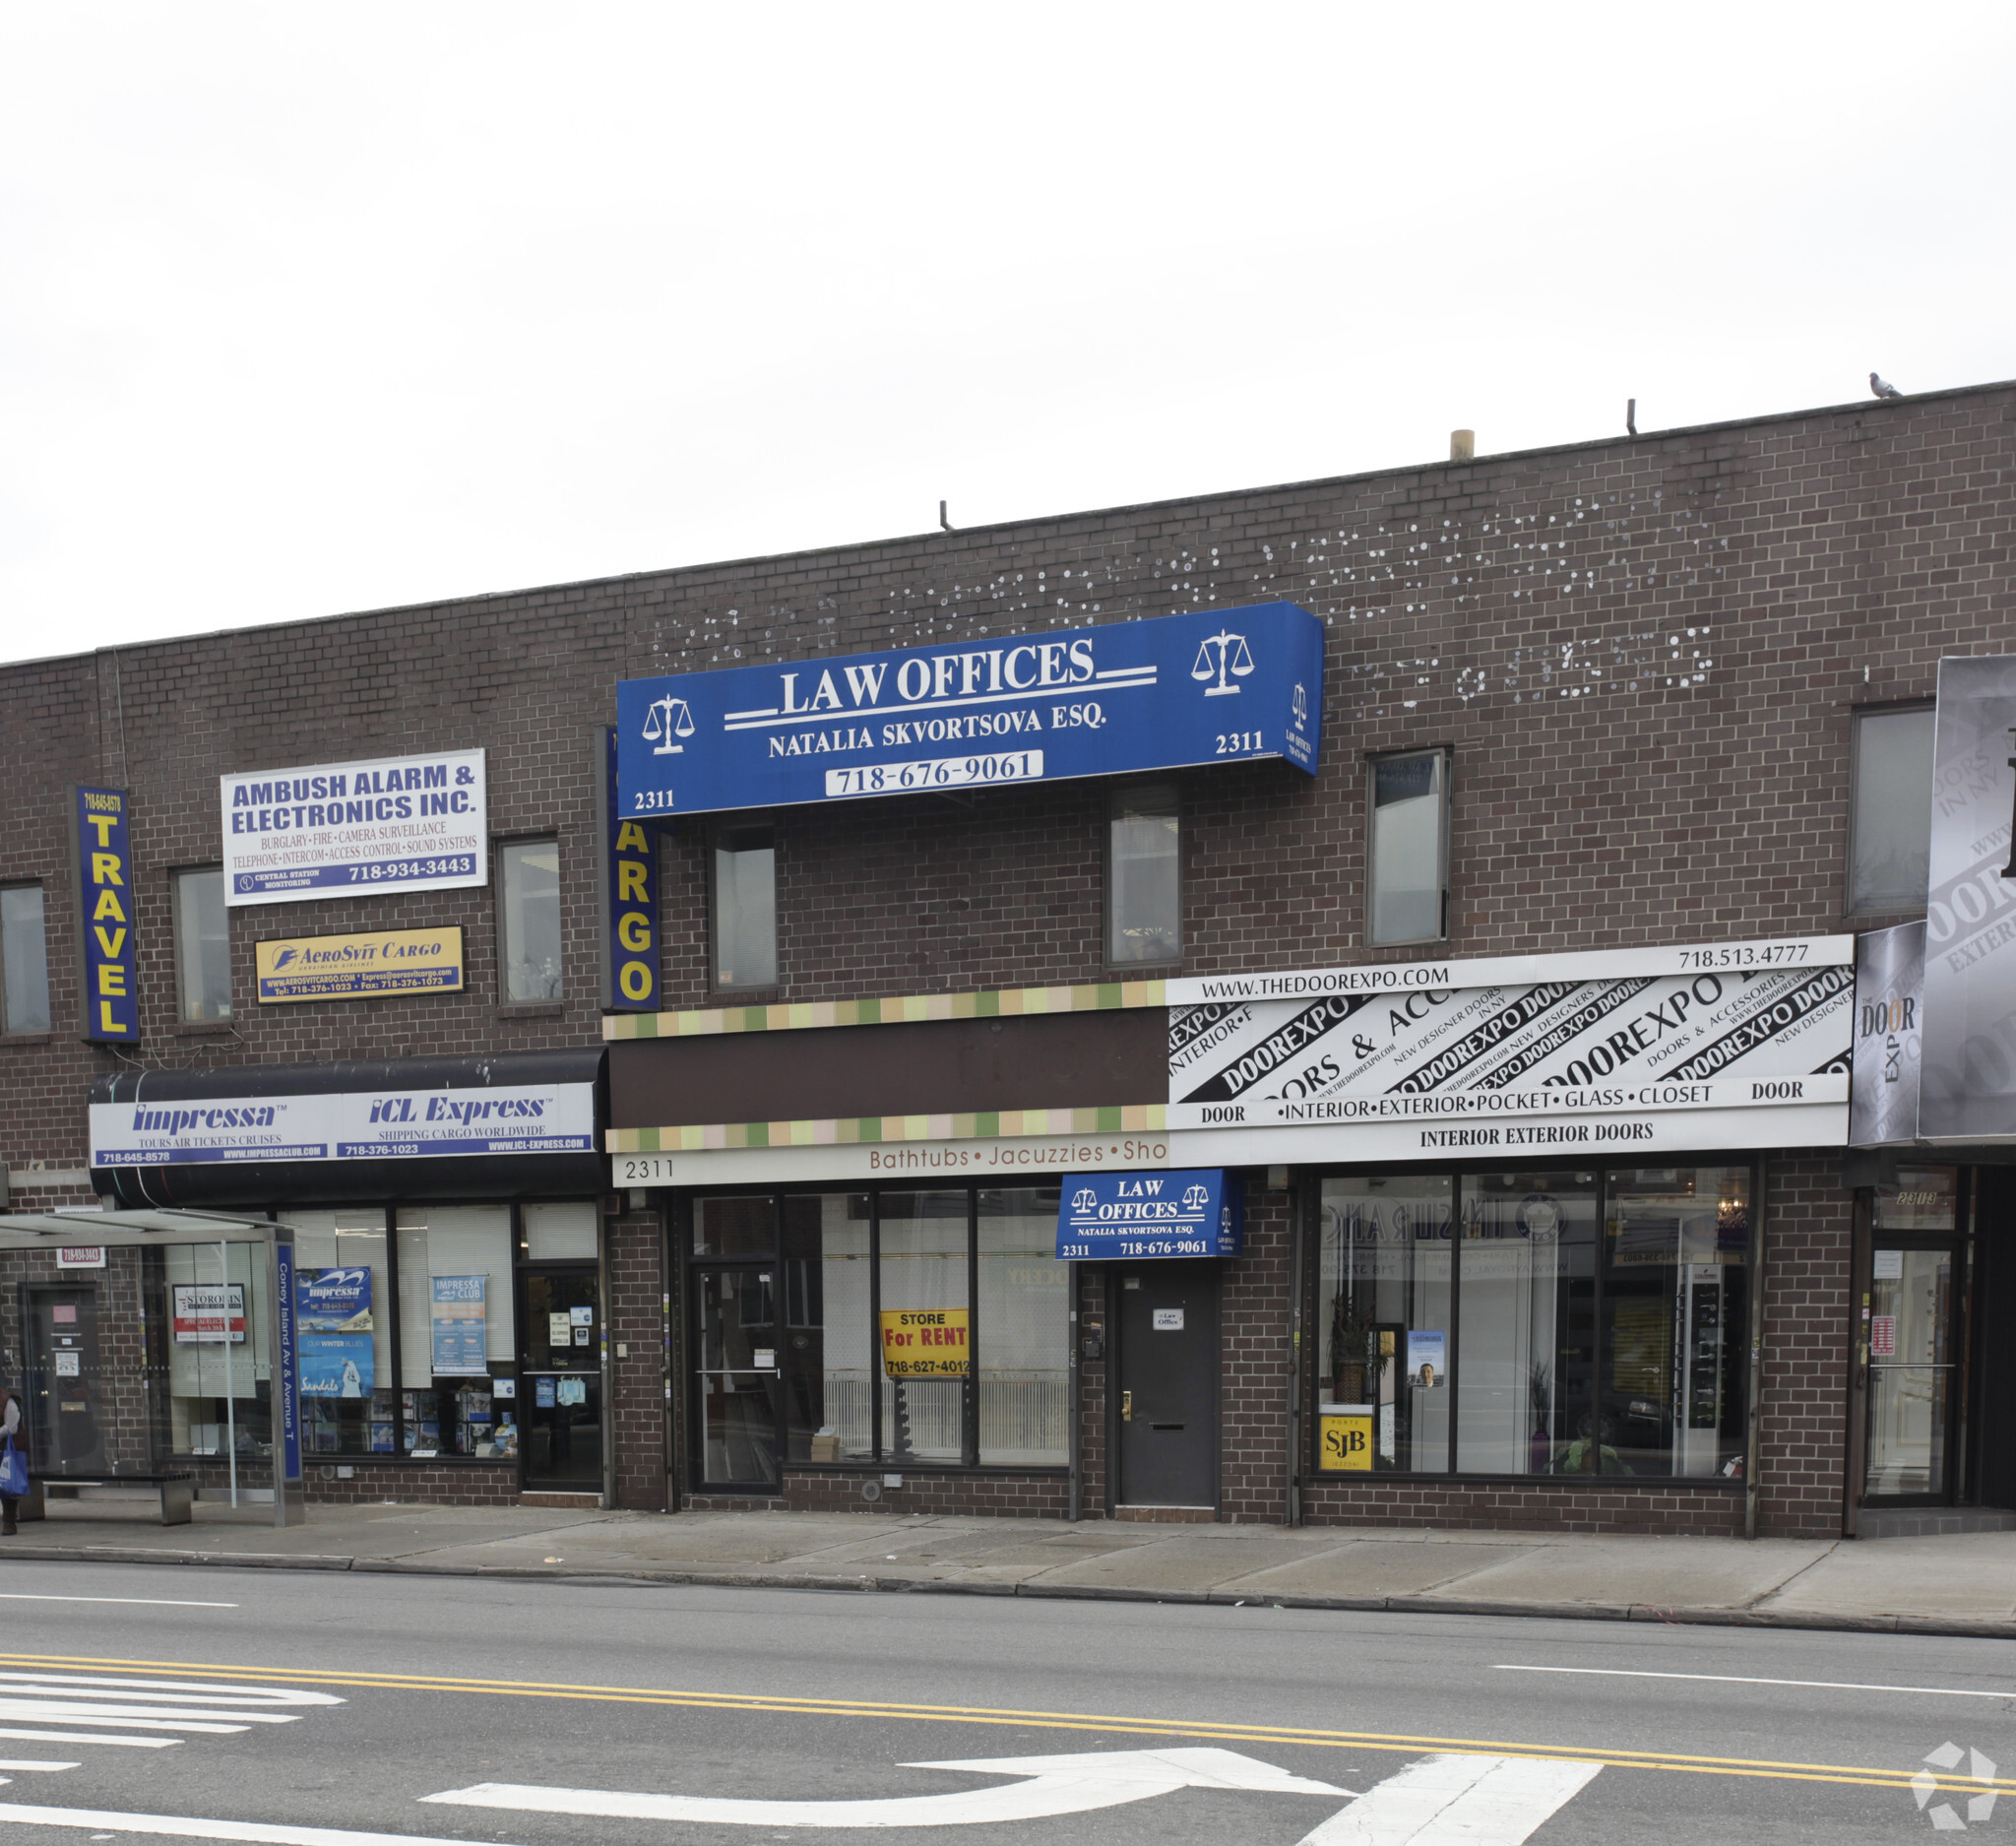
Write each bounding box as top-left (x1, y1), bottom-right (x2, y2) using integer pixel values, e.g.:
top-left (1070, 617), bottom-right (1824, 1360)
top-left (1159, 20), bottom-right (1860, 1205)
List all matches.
top-left (614, 603), bottom-right (1322, 818)
top-left (90, 1083), bottom-right (596, 1167)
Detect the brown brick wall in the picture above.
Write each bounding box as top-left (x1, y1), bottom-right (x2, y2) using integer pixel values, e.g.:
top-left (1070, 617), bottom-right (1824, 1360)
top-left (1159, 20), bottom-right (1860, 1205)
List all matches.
top-left (607, 1209), bottom-right (670, 1511)
top-left (3, 383), bottom-right (1994, 1521)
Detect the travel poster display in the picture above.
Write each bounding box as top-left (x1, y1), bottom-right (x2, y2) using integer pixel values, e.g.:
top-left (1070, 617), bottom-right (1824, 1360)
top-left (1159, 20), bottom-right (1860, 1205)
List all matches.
top-left (296, 1265), bottom-right (375, 1399)
top-left (430, 1276), bottom-right (489, 1374)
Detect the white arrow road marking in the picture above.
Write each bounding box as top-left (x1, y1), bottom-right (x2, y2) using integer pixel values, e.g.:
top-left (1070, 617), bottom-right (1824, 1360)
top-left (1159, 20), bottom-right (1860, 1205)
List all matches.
top-left (0, 1806), bottom-right (521, 1846)
top-left (1295, 1752), bottom-right (1604, 1844)
top-left (423, 1747), bottom-right (1352, 1828)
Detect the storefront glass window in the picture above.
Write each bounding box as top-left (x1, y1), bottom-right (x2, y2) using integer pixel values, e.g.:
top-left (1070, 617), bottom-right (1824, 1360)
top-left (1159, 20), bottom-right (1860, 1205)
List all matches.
top-left (1318, 1176), bottom-right (1452, 1472)
top-left (977, 1186), bottom-right (1067, 1465)
top-left (1871, 1167), bottom-right (1958, 1232)
top-left (162, 1242), bottom-right (272, 1460)
top-left (1601, 1167), bottom-right (1749, 1479)
top-left (396, 1205), bottom-right (514, 1455)
top-left (289, 1208), bottom-right (395, 1458)
top-left (1318, 1164), bottom-right (1752, 1480)
top-left (523, 1201), bottom-right (598, 1260)
top-left (1458, 1174), bottom-right (1596, 1475)
top-left (878, 1190), bottom-right (970, 1464)
top-left (696, 1194), bottom-right (778, 1257)
top-left (782, 1192), bottom-right (872, 1462)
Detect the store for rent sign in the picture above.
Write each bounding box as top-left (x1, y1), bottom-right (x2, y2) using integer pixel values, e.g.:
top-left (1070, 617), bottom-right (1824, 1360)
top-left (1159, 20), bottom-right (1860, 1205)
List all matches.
top-left (880, 1308), bottom-right (970, 1377)
top-left (220, 747), bottom-right (486, 906)
top-left (72, 786), bottom-right (138, 1042)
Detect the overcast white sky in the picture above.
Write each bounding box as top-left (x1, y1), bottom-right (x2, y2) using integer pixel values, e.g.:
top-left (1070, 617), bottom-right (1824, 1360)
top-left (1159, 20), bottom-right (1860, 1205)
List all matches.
top-left (3, 3), bottom-right (2011, 661)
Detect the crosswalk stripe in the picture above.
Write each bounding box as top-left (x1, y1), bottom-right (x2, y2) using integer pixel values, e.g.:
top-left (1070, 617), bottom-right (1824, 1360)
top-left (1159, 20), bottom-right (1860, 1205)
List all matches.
top-left (0, 1733), bottom-right (178, 1751)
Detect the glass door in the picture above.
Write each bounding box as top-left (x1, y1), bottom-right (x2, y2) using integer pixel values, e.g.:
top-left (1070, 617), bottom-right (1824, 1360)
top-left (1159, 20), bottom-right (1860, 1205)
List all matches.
top-left (519, 1266), bottom-right (602, 1490)
top-left (695, 1265), bottom-right (781, 1489)
top-left (1866, 1245), bottom-right (1957, 1499)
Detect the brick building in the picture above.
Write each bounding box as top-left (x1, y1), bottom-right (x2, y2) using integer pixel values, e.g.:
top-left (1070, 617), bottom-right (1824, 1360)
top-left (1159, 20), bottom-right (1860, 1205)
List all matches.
top-left (0, 379), bottom-right (2009, 1538)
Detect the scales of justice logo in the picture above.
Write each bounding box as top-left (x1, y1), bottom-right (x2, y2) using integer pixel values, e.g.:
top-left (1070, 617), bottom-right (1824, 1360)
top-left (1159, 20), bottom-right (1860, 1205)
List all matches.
top-left (642, 693), bottom-right (696, 756)
top-left (1192, 629), bottom-right (1254, 696)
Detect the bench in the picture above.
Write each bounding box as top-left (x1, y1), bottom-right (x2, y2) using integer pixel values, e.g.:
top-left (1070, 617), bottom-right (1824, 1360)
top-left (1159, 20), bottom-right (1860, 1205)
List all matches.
top-left (20, 1473), bottom-right (194, 1527)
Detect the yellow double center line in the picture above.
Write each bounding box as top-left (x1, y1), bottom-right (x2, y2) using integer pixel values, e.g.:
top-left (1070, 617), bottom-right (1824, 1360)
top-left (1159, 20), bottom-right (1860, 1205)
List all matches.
top-left (1, 1651), bottom-right (2004, 1799)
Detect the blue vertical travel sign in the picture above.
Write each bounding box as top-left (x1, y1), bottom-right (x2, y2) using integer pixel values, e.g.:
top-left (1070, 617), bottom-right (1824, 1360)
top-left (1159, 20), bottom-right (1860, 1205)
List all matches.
top-left (73, 787), bottom-right (139, 1042)
top-left (615, 602), bottom-right (1324, 819)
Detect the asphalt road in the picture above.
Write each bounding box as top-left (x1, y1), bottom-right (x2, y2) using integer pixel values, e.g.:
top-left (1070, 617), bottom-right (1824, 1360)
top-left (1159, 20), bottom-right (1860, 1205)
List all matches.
top-left (0, 1561), bottom-right (2000, 1844)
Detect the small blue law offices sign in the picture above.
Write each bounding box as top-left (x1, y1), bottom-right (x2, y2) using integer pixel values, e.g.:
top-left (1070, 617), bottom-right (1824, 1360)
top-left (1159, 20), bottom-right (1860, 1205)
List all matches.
top-left (1055, 1169), bottom-right (1245, 1260)
top-left (615, 602), bottom-right (1323, 819)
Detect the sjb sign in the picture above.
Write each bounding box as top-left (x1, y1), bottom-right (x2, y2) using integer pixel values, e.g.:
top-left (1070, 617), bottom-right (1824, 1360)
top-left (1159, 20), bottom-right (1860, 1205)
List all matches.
top-left (615, 603), bottom-right (1323, 819)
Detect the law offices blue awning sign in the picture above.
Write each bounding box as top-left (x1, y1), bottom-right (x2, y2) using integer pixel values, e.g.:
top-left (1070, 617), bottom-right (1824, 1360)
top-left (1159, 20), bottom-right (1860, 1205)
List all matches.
top-left (1055, 1169), bottom-right (1245, 1259)
top-left (615, 603), bottom-right (1323, 818)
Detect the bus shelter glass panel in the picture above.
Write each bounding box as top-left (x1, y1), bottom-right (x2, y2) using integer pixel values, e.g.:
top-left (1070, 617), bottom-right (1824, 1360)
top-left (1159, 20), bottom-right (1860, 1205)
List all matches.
top-left (781, 1193), bottom-right (872, 1464)
top-left (158, 1242), bottom-right (273, 1464)
top-left (1318, 1176), bottom-right (1453, 1472)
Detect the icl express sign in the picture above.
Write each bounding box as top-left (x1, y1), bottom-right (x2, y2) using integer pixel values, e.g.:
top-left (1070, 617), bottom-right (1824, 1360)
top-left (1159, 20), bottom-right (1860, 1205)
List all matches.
top-left (615, 603), bottom-right (1323, 817)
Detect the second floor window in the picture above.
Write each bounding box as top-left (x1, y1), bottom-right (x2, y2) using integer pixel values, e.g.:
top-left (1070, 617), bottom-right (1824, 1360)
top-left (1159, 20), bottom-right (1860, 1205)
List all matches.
top-left (1108, 785), bottom-right (1180, 966)
top-left (173, 868), bottom-right (231, 1022)
top-left (1850, 706), bottom-right (1934, 914)
top-left (714, 825), bottom-right (776, 992)
top-left (1368, 750), bottom-right (1449, 947)
top-left (0, 885), bottom-right (49, 1033)
top-left (500, 840), bottom-right (562, 1001)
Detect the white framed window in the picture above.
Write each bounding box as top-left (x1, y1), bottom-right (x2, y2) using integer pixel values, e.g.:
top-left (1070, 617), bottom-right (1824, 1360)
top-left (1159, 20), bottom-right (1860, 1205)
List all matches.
top-left (713, 825), bottom-right (777, 992)
top-left (173, 868), bottom-right (231, 1022)
top-left (500, 839), bottom-right (562, 1001)
top-left (1849, 705), bottom-right (1934, 914)
top-left (1368, 750), bottom-right (1449, 946)
top-left (0, 885), bottom-right (49, 1033)
top-left (1107, 784), bottom-right (1180, 967)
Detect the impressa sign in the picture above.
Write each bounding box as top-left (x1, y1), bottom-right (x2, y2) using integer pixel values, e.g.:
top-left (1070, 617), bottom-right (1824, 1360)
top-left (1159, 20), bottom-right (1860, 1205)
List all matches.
top-left (614, 603), bottom-right (1322, 818)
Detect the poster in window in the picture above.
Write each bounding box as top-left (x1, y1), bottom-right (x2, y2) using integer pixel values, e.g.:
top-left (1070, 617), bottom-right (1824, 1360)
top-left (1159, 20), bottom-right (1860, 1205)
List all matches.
top-left (299, 1333), bottom-right (374, 1398)
top-left (1406, 1329), bottom-right (1445, 1389)
top-left (172, 1283), bottom-right (246, 1344)
top-left (430, 1275), bottom-right (489, 1374)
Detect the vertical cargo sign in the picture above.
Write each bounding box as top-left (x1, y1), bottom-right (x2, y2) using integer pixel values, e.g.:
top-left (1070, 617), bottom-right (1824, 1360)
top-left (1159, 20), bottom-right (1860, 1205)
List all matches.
top-left (73, 787), bottom-right (138, 1042)
top-left (597, 729), bottom-right (659, 1011)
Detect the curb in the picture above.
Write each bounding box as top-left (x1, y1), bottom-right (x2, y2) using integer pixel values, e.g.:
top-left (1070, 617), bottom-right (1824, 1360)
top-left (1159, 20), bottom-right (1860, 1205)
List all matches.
top-left (5, 1543), bottom-right (2010, 1640)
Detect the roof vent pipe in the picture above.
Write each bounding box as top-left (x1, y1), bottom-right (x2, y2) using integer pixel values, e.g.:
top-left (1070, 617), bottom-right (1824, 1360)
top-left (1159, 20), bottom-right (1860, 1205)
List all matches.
top-left (1449, 429), bottom-right (1475, 462)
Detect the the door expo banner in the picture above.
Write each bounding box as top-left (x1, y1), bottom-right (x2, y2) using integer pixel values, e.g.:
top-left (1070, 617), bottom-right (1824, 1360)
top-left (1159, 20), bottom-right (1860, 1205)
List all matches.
top-left (1166, 939), bottom-right (1854, 1157)
top-left (220, 747), bottom-right (487, 906)
top-left (615, 603), bottom-right (1323, 819)
top-left (90, 1082), bottom-right (597, 1167)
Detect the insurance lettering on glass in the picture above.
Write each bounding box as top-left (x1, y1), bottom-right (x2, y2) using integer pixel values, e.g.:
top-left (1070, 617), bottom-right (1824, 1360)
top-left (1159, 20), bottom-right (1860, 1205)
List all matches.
top-left (615, 603), bottom-right (1323, 818)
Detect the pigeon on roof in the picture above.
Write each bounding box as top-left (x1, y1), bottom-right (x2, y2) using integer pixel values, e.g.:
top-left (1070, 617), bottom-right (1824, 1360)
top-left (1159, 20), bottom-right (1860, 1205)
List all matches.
top-left (1870, 372), bottom-right (1903, 400)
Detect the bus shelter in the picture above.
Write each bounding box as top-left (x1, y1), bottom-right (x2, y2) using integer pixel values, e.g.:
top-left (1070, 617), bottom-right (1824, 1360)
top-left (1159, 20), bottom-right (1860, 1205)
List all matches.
top-left (0, 1208), bottom-right (306, 1528)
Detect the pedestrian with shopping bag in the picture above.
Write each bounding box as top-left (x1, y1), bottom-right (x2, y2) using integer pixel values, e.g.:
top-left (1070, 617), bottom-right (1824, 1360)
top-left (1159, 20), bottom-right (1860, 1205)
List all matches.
top-left (0, 1386), bottom-right (29, 1536)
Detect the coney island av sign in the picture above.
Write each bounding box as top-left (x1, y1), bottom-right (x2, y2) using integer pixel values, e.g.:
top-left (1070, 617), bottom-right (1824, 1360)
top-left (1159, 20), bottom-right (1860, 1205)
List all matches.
top-left (614, 603), bottom-right (1323, 818)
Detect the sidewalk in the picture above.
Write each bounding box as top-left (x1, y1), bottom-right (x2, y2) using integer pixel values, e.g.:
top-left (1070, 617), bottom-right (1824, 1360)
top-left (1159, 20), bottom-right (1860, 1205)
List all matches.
top-left (9, 1501), bottom-right (2016, 1639)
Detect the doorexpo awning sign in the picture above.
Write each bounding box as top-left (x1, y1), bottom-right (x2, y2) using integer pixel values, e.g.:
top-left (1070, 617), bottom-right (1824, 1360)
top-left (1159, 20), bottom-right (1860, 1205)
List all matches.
top-left (614, 603), bottom-right (1322, 819)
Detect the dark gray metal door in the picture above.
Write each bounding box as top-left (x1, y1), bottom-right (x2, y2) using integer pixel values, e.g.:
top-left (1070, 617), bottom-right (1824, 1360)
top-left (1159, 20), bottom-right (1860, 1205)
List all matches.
top-left (1114, 1262), bottom-right (1219, 1507)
